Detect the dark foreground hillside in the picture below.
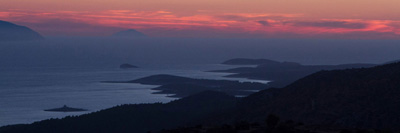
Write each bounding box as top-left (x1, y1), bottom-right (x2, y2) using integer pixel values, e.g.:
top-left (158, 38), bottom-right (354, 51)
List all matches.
top-left (236, 62), bottom-right (400, 130)
top-left (0, 91), bottom-right (237, 133)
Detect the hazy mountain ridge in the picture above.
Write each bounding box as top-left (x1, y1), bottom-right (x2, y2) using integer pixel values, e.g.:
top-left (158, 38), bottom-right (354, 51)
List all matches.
top-left (0, 20), bottom-right (44, 41)
top-left (213, 58), bottom-right (377, 88)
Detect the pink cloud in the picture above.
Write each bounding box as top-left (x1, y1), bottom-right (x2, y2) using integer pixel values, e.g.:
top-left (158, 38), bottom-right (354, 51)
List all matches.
top-left (0, 9), bottom-right (399, 39)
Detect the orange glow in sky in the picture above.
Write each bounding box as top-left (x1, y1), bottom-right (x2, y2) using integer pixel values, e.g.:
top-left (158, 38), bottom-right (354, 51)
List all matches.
top-left (1, 0), bottom-right (400, 39)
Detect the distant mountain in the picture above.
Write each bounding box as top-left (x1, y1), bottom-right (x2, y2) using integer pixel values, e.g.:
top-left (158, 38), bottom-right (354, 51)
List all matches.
top-left (236, 62), bottom-right (400, 130)
top-left (112, 29), bottom-right (146, 37)
top-left (213, 58), bottom-right (376, 88)
top-left (0, 20), bottom-right (44, 41)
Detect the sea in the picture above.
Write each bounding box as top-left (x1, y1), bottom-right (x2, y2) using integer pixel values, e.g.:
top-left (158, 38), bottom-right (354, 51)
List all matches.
top-left (0, 64), bottom-right (268, 126)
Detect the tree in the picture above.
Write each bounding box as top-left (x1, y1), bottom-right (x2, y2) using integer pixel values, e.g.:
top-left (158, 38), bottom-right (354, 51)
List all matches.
top-left (265, 114), bottom-right (280, 129)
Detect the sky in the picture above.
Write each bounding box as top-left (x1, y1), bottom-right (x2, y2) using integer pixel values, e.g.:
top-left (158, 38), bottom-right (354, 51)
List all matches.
top-left (1, 0), bottom-right (400, 39)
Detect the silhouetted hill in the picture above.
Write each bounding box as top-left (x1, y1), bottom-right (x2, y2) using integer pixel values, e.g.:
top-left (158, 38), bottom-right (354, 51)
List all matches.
top-left (236, 62), bottom-right (400, 130)
top-left (0, 20), bottom-right (44, 41)
top-left (0, 91), bottom-right (237, 133)
top-left (213, 58), bottom-right (376, 88)
top-left (112, 29), bottom-right (146, 37)
top-left (103, 74), bottom-right (268, 97)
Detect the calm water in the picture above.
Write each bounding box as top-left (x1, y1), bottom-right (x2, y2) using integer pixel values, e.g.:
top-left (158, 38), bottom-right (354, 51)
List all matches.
top-left (2, 37), bottom-right (397, 127)
top-left (0, 64), bottom-right (267, 126)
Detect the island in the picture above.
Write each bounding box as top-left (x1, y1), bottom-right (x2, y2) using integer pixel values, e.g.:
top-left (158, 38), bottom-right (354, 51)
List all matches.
top-left (0, 20), bottom-right (44, 41)
top-left (44, 105), bottom-right (87, 112)
top-left (119, 64), bottom-right (138, 69)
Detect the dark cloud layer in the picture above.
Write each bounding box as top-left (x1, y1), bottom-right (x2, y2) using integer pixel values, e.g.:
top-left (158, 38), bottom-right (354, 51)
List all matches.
top-left (291, 21), bottom-right (368, 29)
top-left (257, 20), bottom-right (270, 26)
top-left (215, 14), bottom-right (292, 22)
